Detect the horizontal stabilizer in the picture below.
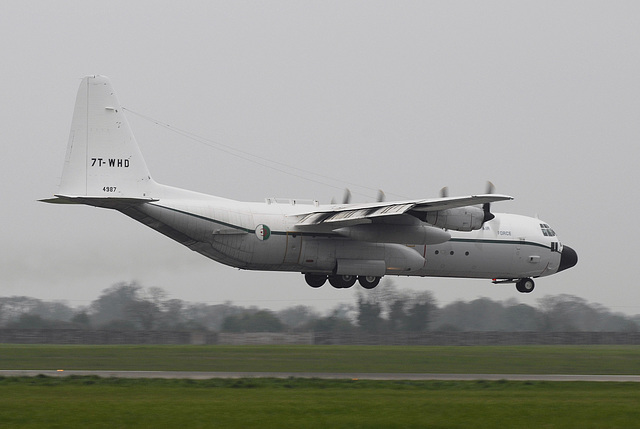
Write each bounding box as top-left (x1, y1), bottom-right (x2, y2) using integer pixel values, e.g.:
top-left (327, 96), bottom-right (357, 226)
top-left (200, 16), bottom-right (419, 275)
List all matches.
top-left (39, 195), bottom-right (157, 209)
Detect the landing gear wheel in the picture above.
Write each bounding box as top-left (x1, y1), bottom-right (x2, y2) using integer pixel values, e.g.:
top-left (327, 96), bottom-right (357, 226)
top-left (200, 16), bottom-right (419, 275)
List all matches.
top-left (328, 275), bottom-right (357, 289)
top-left (358, 276), bottom-right (380, 289)
top-left (516, 278), bottom-right (535, 293)
top-left (305, 273), bottom-right (327, 288)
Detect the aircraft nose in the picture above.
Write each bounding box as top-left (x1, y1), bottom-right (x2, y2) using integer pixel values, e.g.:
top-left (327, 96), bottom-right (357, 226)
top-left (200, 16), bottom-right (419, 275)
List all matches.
top-left (558, 245), bottom-right (578, 272)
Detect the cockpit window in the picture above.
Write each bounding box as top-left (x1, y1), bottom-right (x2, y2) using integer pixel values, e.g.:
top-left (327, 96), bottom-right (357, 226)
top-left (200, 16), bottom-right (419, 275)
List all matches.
top-left (540, 223), bottom-right (556, 237)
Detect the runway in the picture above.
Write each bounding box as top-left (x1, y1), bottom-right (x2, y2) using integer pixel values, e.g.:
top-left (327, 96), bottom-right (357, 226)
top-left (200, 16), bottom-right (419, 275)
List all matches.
top-left (1, 370), bottom-right (639, 382)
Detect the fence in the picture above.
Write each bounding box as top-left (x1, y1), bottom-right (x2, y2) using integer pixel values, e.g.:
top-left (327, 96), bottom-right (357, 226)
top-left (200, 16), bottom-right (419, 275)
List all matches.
top-left (0, 329), bottom-right (216, 345)
top-left (312, 331), bottom-right (640, 346)
top-left (1, 329), bottom-right (639, 345)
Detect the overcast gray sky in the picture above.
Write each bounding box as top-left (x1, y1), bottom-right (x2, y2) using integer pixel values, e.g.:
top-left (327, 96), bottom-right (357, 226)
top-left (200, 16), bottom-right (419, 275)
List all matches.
top-left (2, 1), bottom-right (639, 314)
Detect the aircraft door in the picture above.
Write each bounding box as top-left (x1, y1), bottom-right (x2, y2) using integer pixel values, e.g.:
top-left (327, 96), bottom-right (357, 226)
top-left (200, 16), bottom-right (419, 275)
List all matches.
top-left (299, 238), bottom-right (337, 272)
top-left (513, 238), bottom-right (524, 266)
top-left (283, 232), bottom-right (302, 265)
top-left (512, 237), bottom-right (538, 275)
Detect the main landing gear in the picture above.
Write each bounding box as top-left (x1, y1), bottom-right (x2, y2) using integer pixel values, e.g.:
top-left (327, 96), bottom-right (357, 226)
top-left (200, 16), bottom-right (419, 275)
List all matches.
top-left (304, 273), bottom-right (381, 289)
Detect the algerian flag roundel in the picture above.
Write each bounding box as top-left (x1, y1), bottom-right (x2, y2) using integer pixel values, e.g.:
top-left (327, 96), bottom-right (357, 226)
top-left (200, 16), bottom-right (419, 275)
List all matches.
top-left (254, 224), bottom-right (271, 241)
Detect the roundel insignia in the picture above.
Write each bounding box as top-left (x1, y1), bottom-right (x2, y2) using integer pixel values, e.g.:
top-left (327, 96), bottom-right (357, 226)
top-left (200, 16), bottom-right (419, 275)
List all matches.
top-left (255, 224), bottom-right (271, 241)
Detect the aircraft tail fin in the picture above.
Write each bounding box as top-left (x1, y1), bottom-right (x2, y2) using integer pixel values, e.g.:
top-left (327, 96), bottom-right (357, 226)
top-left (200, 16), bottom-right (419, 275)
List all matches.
top-left (54, 75), bottom-right (156, 200)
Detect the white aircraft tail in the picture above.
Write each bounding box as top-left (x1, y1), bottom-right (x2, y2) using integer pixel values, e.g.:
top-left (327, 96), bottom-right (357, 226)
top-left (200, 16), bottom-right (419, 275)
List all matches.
top-left (54, 75), bottom-right (156, 200)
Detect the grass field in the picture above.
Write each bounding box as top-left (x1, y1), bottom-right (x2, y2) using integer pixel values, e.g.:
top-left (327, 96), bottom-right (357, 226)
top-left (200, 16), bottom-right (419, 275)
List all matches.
top-left (1, 344), bottom-right (640, 374)
top-left (1, 345), bottom-right (640, 427)
top-left (0, 376), bottom-right (639, 428)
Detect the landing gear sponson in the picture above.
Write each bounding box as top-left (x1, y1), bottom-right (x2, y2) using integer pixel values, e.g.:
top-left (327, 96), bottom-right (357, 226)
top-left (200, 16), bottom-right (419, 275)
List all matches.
top-left (304, 273), bottom-right (381, 289)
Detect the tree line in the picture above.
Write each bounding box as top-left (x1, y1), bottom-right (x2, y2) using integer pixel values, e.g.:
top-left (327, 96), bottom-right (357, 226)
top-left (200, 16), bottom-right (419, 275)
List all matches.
top-left (0, 281), bottom-right (638, 333)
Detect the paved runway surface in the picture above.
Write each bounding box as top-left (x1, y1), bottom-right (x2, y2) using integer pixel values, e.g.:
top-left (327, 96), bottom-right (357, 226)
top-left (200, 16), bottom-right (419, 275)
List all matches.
top-left (1, 370), bottom-right (639, 382)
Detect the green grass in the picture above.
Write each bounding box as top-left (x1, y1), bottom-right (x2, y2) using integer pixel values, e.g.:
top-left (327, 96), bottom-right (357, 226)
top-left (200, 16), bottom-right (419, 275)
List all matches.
top-left (2, 346), bottom-right (640, 427)
top-left (0, 377), bottom-right (639, 428)
top-left (1, 344), bottom-right (640, 374)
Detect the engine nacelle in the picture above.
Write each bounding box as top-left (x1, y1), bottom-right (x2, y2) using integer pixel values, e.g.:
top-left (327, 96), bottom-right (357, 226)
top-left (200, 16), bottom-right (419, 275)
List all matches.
top-left (425, 206), bottom-right (485, 231)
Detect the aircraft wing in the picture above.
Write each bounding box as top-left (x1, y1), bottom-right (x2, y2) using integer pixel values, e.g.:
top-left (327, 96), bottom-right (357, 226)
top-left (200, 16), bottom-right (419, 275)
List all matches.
top-left (408, 194), bottom-right (513, 211)
top-left (293, 194), bottom-right (512, 230)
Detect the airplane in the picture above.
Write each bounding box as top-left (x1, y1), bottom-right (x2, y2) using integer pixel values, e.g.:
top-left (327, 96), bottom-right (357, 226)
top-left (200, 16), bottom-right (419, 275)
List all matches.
top-left (41, 75), bottom-right (577, 293)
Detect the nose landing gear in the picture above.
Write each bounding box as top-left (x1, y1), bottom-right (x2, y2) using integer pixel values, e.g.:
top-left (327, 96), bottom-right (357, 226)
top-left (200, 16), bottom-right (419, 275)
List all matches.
top-left (515, 278), bottom-right (535, 293)
top-left (492, 277), bottom-right (536, 293)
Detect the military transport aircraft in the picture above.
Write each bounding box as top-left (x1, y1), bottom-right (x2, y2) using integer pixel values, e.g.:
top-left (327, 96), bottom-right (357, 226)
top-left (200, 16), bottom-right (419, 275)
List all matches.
top-left (42, 76), bottom-right (577, 293)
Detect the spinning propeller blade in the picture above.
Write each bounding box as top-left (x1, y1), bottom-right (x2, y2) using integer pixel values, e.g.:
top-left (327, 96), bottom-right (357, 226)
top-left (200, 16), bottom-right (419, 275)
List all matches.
top-left (483, 181), bottom-right (496, 223)
top-left (342, 188), bottom-right (351, 204)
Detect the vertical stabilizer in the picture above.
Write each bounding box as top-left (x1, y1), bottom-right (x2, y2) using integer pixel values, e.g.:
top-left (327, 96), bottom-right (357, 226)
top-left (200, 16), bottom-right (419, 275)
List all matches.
top-left (58, 75), bottom-right (154, 198)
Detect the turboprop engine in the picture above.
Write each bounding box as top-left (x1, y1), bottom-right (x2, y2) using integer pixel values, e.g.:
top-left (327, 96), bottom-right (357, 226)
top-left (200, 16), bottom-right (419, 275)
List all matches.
top-left (425, 206), bottom-right (485, 232)
top-left (334, 223), bottom-right (451, 245)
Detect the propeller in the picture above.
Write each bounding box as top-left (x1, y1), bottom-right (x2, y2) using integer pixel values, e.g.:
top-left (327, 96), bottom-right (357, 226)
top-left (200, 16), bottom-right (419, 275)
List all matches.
top-left (438, 182), bottom-right (497, 225)
top-left (342, 188), bottom-right (351, 204)
top-left (332, 188), bottom-right (384, 204)
top-left (331, 188), bottom-right (352, 205)
top-left (482, 181), bottom-right (495, 223)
